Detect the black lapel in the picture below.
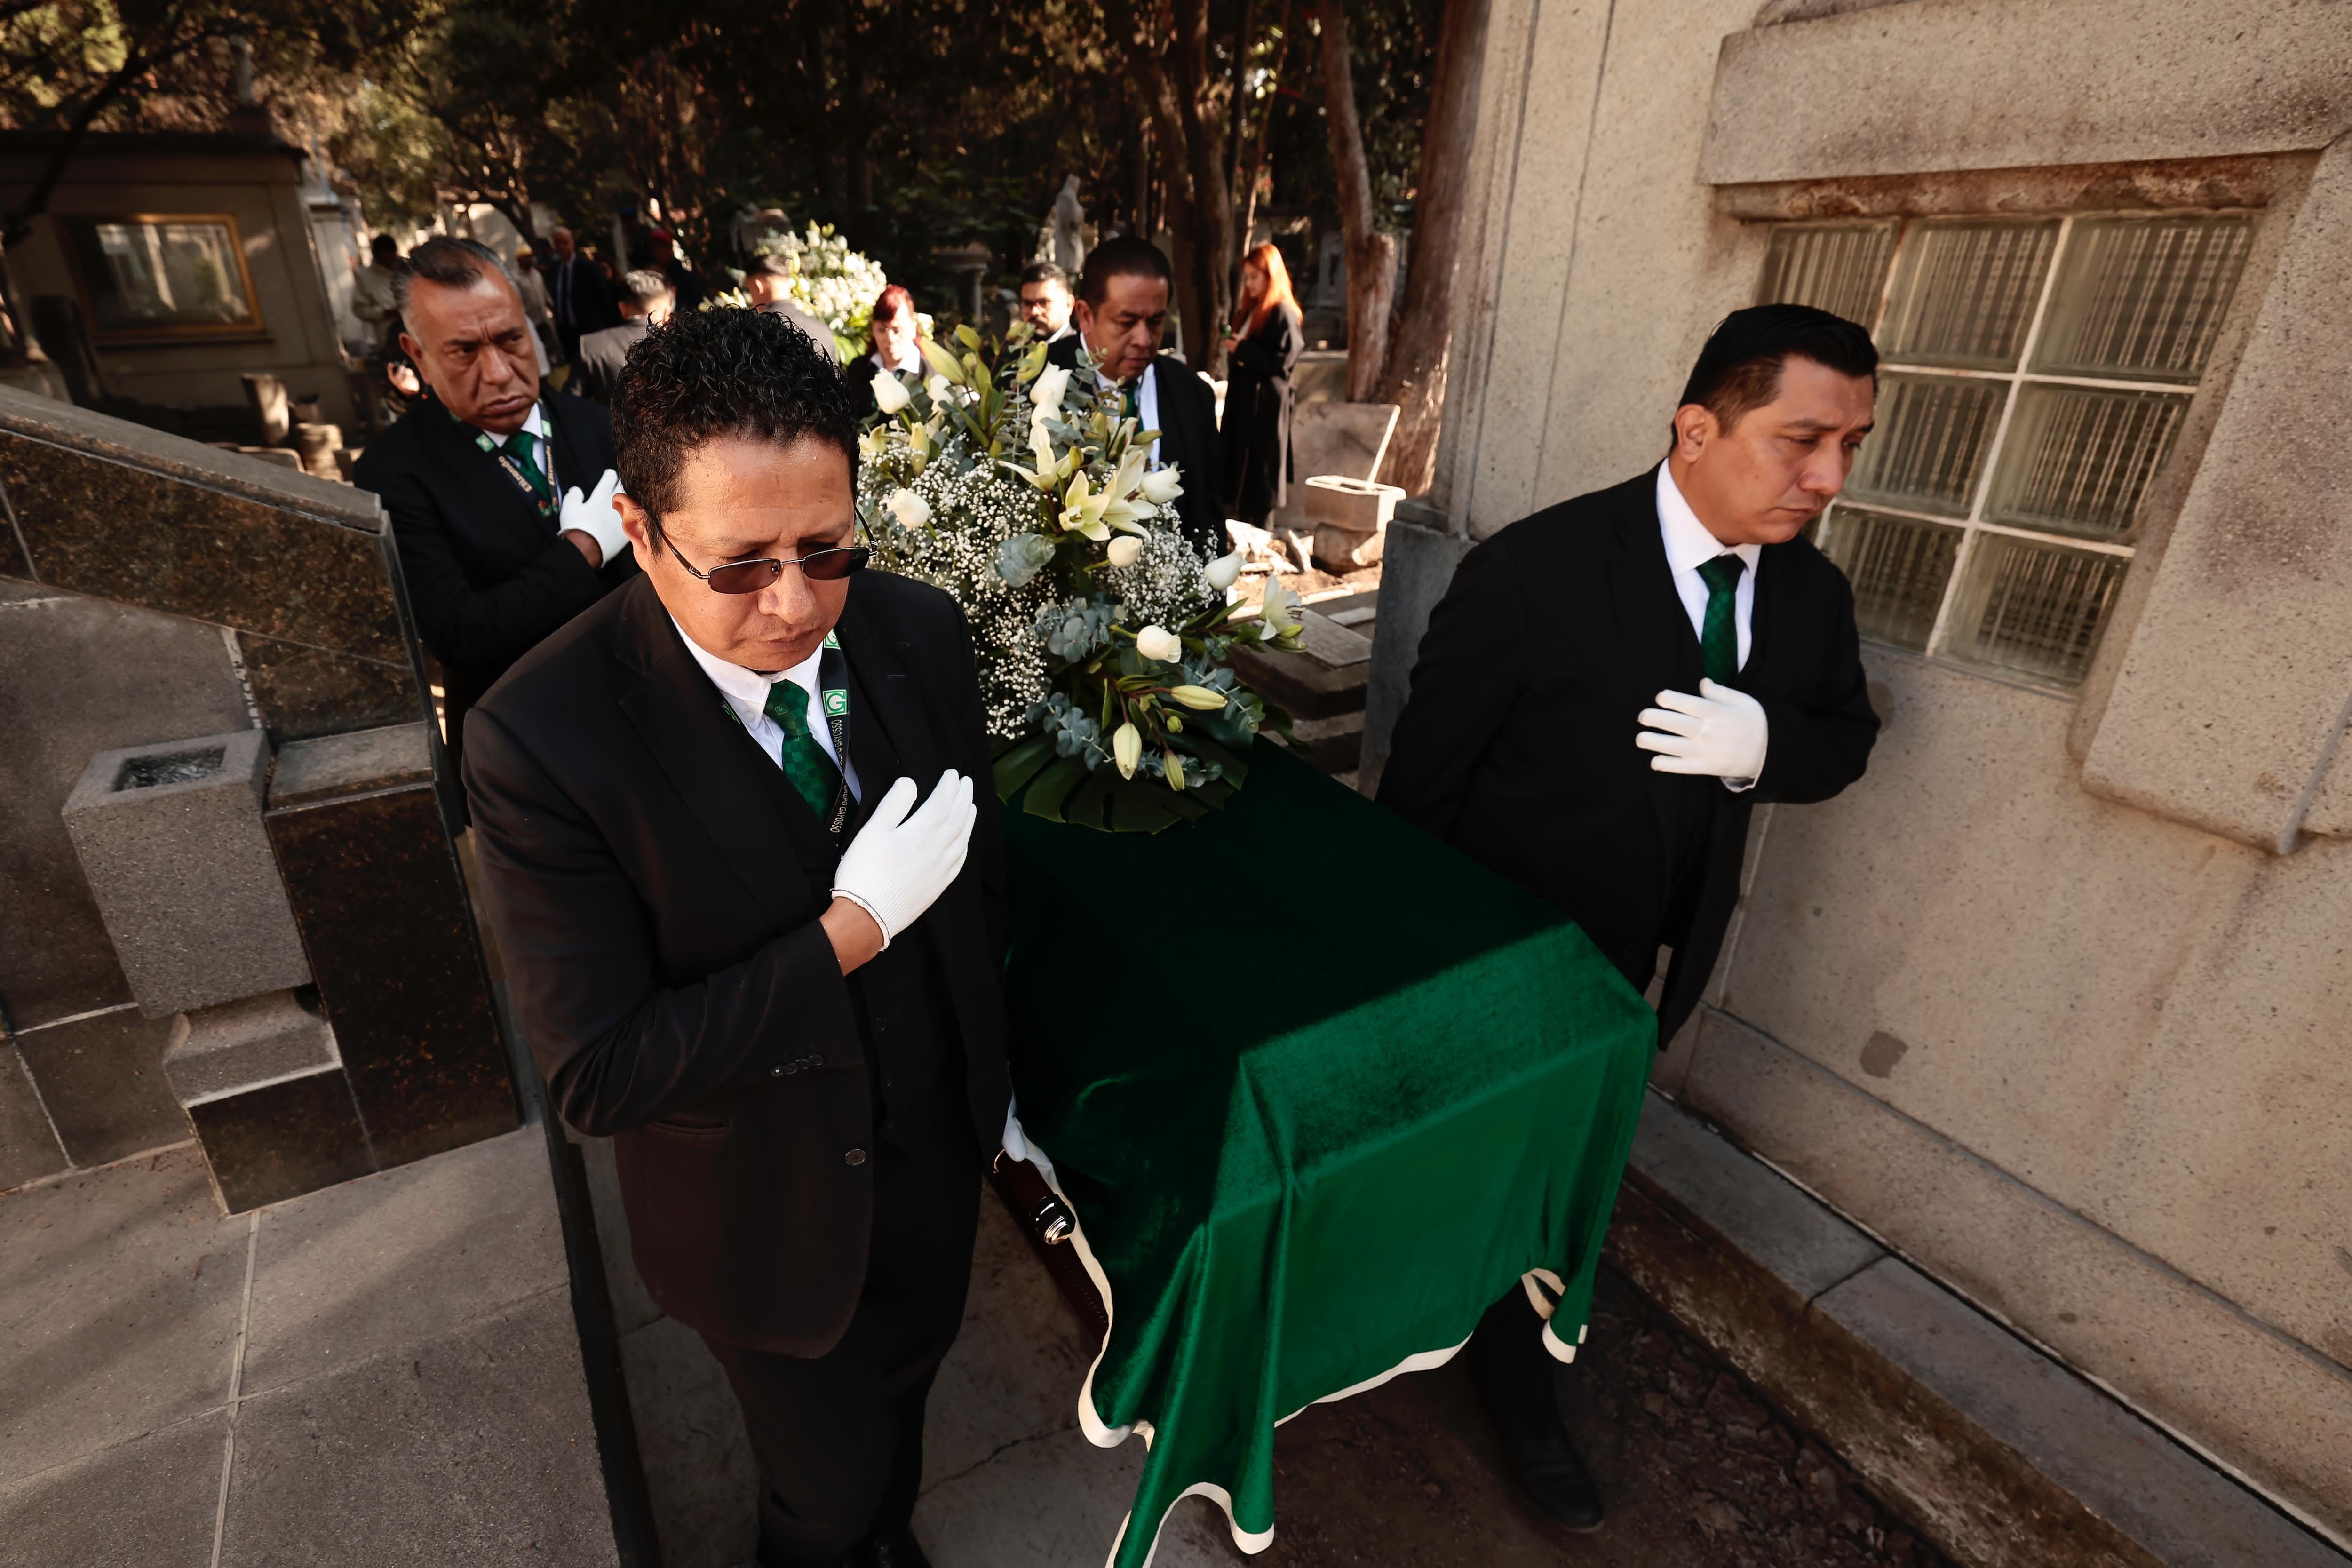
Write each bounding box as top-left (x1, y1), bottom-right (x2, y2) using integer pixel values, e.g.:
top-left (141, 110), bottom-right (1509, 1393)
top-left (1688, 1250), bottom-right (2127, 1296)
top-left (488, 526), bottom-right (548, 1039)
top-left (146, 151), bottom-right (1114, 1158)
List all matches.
top-left (834, 581), bottom-right (934, 829)
top-left (609, 579), bottom-right (834, 923)
top-left (544, 395), bottom-right (602, 497)
top-left (1740, 544), bottom-right (1783, 696)
top-left (424, 404), bottom-right (552, 551)
top-left (1605, 478), bottom-right (1705, 872)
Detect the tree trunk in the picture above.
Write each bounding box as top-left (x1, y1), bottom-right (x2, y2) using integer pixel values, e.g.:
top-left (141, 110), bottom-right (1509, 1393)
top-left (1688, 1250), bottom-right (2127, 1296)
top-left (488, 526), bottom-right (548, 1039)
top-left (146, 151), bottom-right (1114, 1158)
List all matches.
top-left (1314, 0), bottom-right (1396, 403)
top-left (1377, 0), bottom-right (1491, 494)
top-left (1168, 0), bottom-right (1234, 374)
top-left (1232, 0), bottom-right (1291, 273)
top-left (1142, 55), bottom-right (1205, 366)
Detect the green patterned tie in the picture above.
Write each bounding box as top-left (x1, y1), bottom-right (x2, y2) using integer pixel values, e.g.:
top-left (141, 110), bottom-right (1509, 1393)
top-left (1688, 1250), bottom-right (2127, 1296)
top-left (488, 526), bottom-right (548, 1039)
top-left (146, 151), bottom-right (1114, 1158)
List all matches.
top-left (763, 678), bottom-right (842, 819)
top-left (1697, 554), bottom-right (1746, 683)
top-left (499, 430), bottom-right (555, 510)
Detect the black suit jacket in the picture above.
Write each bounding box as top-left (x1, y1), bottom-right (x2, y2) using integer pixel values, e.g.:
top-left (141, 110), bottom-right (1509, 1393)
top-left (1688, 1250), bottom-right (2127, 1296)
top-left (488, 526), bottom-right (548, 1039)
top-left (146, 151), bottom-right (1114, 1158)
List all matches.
top-left (571, 317), bottom-right (647, 405)
top-left (355, 396), bottom-right (635, 784)
top-left (461, 570), bottom-right (1011, 1354)
top-left (1378, 472), bottom-right (1877, 1045)
top-left (1048, 335), bottom-right (1226, 557)
top-left (546, 254), bottom-right (620, 344)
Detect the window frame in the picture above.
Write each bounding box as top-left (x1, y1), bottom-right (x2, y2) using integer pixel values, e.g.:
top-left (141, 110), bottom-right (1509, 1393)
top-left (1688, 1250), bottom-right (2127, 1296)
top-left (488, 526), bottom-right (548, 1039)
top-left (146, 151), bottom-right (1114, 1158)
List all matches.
top-left (1777, 209), bottom-right (2255, 692)
top-left (62, 211), bottom-right (270, 347)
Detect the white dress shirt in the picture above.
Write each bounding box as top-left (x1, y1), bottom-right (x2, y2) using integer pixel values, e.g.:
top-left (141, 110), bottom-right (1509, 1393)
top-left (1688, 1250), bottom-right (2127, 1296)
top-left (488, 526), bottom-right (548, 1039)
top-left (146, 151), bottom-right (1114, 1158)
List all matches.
top-left (1655, 460), bottom-right (1758, 671)
top-left (471, 403), bottom-right (557, 496)
top-left (673, 618), bottom-right (862, 802)
top-left (867, 348), bottom-right (923, 379)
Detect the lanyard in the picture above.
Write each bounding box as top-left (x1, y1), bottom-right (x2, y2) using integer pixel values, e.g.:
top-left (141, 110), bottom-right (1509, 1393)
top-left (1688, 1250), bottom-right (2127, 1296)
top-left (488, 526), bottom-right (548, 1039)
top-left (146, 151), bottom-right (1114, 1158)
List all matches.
top-left (719, 630), bottom-right (854, 836)
top-left (472, 412), bottom-right (554, 517)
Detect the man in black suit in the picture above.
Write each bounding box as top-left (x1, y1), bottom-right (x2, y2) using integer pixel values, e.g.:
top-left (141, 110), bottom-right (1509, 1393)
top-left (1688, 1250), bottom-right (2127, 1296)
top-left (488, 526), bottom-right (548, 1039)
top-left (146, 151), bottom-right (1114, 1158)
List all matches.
top-left (1046, 235), bottom-right (1224, 557)
top-left (544, 224), bottom-right (621, 364)
top-left (354, 236), bottom-right (636, 793)
top-left (1379, 304), bottom-right (1882, 1531)
top-left (462, 306), bottom-right (1006, 1568)
top-left (570, 268), bottom-right (674, 405)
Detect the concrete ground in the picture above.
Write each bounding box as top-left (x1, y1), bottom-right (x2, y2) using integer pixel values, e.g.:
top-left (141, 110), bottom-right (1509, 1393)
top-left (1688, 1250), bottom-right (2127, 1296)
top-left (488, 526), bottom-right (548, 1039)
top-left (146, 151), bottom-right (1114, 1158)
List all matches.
top-left (0, 1127), bottom-right (616, 1568)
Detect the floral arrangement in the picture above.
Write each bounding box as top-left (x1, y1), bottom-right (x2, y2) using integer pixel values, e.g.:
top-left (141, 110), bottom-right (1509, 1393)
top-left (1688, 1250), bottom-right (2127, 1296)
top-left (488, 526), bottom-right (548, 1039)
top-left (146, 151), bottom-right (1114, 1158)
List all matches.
top-left (856, 324), bottom-right (1304, 833)
top-left (709, 223), bottom-right (921, 362)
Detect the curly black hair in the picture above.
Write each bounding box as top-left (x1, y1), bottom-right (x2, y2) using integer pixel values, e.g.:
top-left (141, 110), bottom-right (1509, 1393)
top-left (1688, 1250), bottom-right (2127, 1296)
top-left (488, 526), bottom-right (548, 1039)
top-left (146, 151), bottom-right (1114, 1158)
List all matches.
top-left (611, 306), bottom-right (856, 526)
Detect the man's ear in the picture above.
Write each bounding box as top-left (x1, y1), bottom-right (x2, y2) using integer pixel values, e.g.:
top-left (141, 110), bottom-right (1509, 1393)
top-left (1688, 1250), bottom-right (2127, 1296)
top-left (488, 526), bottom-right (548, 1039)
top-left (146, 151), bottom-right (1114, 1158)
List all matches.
top-left (1072, 298), bottom-right (1096, 344)
top-left (1671, 403), bottom-right (1718, 465)
top-left (397, 331), bottom-right (423, 366)
top-left (614, 493), bottom-right (657, 565)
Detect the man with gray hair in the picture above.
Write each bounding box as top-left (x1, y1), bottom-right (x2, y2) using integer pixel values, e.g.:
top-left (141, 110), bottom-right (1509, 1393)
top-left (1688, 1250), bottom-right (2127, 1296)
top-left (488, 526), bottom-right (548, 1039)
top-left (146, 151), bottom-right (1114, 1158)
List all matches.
top-left (571, 268), bottom-right (675, 405)
top-left (353, 235), bottom-right (635, 795)
top-left (545, 224), bottom-right (621, 363)
top-left (740, 251), bottom-right (835, 359)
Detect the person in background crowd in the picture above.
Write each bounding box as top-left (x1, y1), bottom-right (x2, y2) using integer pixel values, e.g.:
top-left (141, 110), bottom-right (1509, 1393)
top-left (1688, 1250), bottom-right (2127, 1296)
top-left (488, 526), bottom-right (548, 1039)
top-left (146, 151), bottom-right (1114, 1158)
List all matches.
top-left (512, 244), bottom-right (558, 363)
top-left (352, 234), bottom-right (405, 355)
top-left (646, 226), bottom-right (707, 315)
top-left (463, 306), bottom-right (1006, 1568)
top-left (354, 236), bottom-right (636, 797)
top-left (1378, 303), bottom-right (1882, 1533)
top-left (741, 252), bottom-right (836, 358)
top-left (1046, 236), bottom-right (1224, 557)
top-left (853, 285), bottom-right (925, 421)
top-left (572, 268), bottom-right (675, 405)
top-left (547, 225), bottom-right (622, 364)
top-left (1218, 242), bottom-right (1303, 531)
top-left (1018, 261), bottom-right (1074, 342)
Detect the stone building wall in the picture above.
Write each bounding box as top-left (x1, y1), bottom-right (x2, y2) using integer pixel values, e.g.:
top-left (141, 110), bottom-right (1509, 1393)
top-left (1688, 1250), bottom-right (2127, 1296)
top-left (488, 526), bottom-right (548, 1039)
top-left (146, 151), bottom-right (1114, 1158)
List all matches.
top-left (1391, 0), bottom-right (2352, 1544)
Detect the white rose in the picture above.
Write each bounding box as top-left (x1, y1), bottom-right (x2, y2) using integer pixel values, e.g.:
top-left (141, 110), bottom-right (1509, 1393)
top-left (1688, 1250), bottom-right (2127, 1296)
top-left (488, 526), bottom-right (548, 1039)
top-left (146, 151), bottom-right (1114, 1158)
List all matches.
top-left (1106, 536), bottom-right (1143, 568)
top-left (1135, 624), bottom-right (1182, 663)
top-left (870, 370), bottom-right (909, 415)
top-left (1203, 551), bottom-right (1243, 590)
top-left (885, 487), bottom-right (930, 528)
top-left (1140, 467), bottom-right (1185, 505)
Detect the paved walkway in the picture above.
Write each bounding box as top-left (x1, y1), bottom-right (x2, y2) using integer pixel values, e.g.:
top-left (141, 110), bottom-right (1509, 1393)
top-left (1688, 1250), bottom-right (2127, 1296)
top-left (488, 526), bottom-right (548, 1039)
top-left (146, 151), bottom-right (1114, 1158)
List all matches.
top-left (0, 1129), bottom-right (615, 1567)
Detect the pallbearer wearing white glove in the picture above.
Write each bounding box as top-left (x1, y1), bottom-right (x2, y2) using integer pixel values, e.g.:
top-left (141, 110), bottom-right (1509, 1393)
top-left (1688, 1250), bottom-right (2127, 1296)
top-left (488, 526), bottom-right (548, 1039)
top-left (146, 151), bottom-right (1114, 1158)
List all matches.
top-left (831, 771), bottom-right (977, 950)
top-left (1635, 679), bottom-right (1768, 791)
top-left (558, 468), bottom-right (629, 568)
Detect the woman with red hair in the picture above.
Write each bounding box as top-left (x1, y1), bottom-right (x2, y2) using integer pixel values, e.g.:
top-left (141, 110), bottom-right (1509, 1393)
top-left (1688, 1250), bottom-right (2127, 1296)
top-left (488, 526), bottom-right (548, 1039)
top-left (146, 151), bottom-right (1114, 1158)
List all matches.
top-left (854, 283), bottom-right (923, 420)
top-left (1219, 242), bottom-right (1304, 529)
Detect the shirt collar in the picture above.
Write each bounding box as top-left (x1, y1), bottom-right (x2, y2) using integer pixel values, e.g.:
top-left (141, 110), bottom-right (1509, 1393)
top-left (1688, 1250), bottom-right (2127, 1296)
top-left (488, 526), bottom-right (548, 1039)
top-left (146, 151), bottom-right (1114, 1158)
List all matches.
top-left (1656, 460), bottom-right (1761, 576)
top-left (670, 614), bottom-right (827, 716)
top-left (467, 402), bottom-right (545, 448)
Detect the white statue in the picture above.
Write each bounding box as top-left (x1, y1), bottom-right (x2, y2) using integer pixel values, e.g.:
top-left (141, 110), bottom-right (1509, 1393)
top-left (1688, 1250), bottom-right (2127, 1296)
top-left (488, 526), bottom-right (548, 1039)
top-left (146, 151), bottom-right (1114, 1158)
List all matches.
top-left (1052, 176), bottom-right (1087, 276)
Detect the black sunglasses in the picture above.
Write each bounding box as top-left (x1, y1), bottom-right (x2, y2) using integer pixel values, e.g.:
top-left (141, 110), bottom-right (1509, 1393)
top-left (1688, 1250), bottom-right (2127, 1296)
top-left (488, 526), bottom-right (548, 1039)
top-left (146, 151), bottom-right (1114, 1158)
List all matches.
top-left (656, 528), bottom-right (869, 594)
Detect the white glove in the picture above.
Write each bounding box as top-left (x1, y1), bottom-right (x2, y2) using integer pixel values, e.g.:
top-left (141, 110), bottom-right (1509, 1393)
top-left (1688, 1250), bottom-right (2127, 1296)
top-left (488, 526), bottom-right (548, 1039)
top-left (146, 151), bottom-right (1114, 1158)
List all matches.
top-left (559, 468), bottom-right (628, 567)
top-left (831, 771), bottom-right (976, 947)
top-left (1636, 679), bottom-right (1768, 790)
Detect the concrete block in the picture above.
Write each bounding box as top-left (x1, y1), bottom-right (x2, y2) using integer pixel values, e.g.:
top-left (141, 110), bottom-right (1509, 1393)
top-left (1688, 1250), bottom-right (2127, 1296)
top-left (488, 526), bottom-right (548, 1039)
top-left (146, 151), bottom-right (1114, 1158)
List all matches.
top-left (61, 727), bottom-right (310, 1017)
top-left (163, 990), bottom-right (338, 1105)
top-left (12, 1006), bottom-right (190, 1167)
top-left (265, 721), bottom-right (431, 809)
top-left (1270, 403), bottom-right (1400, 534)
top-left (1302, 475), bottom-right (1404, 534)
top-left (1819, 1258), bottom-right (2350, 1568)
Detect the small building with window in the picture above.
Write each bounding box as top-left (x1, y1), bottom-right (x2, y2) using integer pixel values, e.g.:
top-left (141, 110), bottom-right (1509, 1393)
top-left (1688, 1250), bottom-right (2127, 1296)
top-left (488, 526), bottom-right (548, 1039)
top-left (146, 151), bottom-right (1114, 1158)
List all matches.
top-left (1367, 0), bottom-right (2352, 1557)
top-left (0, 129), bottom-right (361, 432)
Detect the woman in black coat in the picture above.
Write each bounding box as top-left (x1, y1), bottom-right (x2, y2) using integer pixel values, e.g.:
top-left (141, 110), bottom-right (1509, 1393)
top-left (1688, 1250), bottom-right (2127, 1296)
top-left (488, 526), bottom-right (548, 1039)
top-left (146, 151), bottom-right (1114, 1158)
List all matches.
top-left (1219, 242), bottom-right (1304, 529)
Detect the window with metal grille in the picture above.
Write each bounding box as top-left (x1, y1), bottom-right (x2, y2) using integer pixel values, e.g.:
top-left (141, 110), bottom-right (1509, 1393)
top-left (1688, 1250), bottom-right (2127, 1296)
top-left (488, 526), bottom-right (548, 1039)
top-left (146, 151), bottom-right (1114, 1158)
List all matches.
top-left (1756, 213), bottom-right (2253, 688)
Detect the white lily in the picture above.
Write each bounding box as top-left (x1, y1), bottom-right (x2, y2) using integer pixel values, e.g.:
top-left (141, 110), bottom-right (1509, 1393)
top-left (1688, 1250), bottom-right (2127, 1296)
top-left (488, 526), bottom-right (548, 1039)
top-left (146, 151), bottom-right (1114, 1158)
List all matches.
top-left (1139, 467), bottom-right (1185, 505)
top-left (885, 488), bottom-right (930, 529)
top-left (1058, 471), bottom-right (1111, 540)
top-left (1260, 579), bottom-right (1304, 640)
top-left (870, 370), bottom-right (910, 415)
top-left (925, 374), bottom-right (953, 406)
top-left (1031, 363), bottom-right (1072, 414)
top-left (1135, 624), bottom-right (1182, 663)
top-left (1105, 536), bottom-right (1142, 568)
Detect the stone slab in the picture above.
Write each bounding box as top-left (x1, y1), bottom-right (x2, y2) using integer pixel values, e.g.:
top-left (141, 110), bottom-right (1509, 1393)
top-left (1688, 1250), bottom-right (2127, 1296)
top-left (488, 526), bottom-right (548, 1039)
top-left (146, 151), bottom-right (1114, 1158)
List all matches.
top-left (1270, 403), bottom-right (1400, 533)
top-left (1359, 513), bottom-right (1477, 794)
top-left (0, 1407), bottom-right (227, 1568)
top-left (1627, 1090), bottom-right (1883, 1302)
top-left (63, 727), bottom-right (311, 1017)
top-left (0, 591), bottom-right (252, 1029)
top-left (240, 1125), bottom-right (567, 1398)
top-left (267, 722), bottom-right (432, 809)
top-left (912, 1417), bottom-right (1234, 1568)
top-left (220, 1287), bottom-right (619, 1568)
top-left (234, 633), bottom-right (420, 744)
top-left (12, 1006), bottom-right (191, 1167)
top-left (186, 1064), bottom-right (376, 1214)
top-left (619, 1314), bottom-right (756, 1568)
top-left (1700, 0), bottom-right (2352, 186)
top-left (166, 990), bottom-right (339, 1104)
top-left (0, 1144), bottom-right (246, 1483)
top-left (1820, 1258), bottom-right (2349, 1568)
top-left (1295, 608), bottom-right (1375, 669)
top-left (926, 1190), bottom-right (1097, 1485)
top-left (0, 1044), bottom-right (66, 1190)
top-left (1302, 475), bottom-right (1405, 534)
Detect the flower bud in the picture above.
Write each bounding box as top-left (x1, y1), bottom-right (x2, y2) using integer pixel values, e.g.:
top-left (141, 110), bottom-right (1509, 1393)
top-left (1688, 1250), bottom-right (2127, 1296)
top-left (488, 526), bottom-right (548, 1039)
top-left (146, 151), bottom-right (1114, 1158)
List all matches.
top-left (1203, 551), bottom-right (1243, 590)
top-left (1162, 749), bottom-right (1187, 789)
top-left (885, 488), bottom-right (930, 528)
top-left (1134, 624), bottom-right (1182, 663)
top-left (1031, 363), bottom-right (1073, 414)
top-left (870, 370), bottom-right (910, 415)
top-left (1112, 722), bottom-right (1142, 779)
top-left (1139, 467), bottom-right (1185, 505)
top-left (1105, 536), bottom-right (1143, 568)
top-left (1167, 685), bottom-right (1228, 711)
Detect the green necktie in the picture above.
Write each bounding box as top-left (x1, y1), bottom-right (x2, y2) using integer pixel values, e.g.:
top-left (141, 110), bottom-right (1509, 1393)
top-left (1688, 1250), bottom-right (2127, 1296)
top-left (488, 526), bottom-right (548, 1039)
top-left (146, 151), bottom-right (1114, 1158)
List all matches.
top-left (499, 430), bottom-right (555, 509)
top-left (763, 678), bottom-right (842, 820)
top-left (1120, 382), bottom-right (1139, 423)
top-left (1697, 554), bottom-right (1746, 683)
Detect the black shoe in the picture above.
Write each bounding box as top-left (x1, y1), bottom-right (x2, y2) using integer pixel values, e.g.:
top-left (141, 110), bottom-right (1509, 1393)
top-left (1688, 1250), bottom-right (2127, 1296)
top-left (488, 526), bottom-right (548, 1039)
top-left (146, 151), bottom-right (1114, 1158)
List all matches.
top-left (849, 1528), bottom-right (932, 1568)
top-left (1494, 1426), bottom-right (1606, 1532)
